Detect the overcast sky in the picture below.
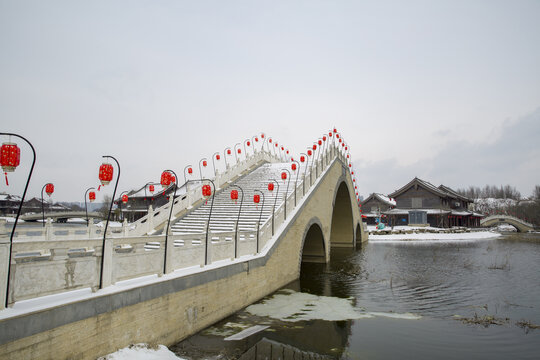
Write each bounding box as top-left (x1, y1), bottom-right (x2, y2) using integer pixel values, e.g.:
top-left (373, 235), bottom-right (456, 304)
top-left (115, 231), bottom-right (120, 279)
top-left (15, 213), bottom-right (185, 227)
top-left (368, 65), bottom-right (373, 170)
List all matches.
top-left (1, 0), bottom-right (539, 202)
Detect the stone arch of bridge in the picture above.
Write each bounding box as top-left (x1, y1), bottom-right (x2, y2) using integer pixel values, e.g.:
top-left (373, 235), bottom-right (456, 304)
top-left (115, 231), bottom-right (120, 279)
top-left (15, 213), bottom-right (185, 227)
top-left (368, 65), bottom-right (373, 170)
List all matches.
top-left (300, 217), bottom-right (327, 264)
top-left (355, 222), bottom-right (362, 247)
top-left (481, 216), bottom-right (533, 233)
top-left (329, 180), bottom-right (355, 247)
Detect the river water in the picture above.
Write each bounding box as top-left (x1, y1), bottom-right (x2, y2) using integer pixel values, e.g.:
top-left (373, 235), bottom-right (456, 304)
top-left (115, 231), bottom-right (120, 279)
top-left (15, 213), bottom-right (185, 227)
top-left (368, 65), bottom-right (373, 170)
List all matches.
top-left (171, 232), bottom-right (540, 359)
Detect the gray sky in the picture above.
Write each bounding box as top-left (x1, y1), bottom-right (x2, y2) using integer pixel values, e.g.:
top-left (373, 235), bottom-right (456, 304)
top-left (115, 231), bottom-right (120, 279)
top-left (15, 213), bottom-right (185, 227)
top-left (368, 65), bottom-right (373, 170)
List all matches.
top-left (1, 0), bottom-right (539, 202)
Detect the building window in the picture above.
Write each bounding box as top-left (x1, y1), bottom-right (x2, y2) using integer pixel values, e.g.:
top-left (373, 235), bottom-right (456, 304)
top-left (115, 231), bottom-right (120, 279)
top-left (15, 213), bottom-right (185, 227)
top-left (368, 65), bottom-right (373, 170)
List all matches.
top-left (411, 197), bottom-right (422, 208)
top-left (409, 210), bottom-right (427, 224)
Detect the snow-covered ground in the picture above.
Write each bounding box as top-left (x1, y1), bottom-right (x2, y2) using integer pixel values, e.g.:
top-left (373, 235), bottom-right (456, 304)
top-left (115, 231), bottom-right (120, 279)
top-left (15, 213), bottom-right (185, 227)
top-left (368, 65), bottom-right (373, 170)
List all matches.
top-left (369, 230), bottom-right (501, 243)
top-left (98, 344), bottom-right (185, 360)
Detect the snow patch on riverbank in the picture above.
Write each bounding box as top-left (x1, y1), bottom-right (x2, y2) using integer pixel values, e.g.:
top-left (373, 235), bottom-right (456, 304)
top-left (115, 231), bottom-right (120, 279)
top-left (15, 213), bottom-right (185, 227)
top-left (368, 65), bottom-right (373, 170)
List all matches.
top-left (98, 344), bottom-right (185, 360)
top-left (369, 230), bottom-right (501, 243)
top-left (246, 289), bottom-right (420, 322)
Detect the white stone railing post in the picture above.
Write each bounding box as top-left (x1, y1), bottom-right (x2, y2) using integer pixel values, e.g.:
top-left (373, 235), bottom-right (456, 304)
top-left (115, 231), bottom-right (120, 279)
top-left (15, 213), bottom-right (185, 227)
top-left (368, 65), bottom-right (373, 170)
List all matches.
top-left (0, 241), bottom-right (10, 309)
top-left (164, 227), bottom-right (174, 274)
top-left (45, 218), bottom-right (53, 240)
top-left (101, 238), bottom-right (114, 288)
top-left (147, 205), bottom-right (154, 234)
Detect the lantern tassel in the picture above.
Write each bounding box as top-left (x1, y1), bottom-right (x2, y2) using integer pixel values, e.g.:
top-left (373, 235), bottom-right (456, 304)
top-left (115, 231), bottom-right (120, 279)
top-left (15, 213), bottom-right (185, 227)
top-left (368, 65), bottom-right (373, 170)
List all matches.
top-left (4, 173), bottom-right (8, 186)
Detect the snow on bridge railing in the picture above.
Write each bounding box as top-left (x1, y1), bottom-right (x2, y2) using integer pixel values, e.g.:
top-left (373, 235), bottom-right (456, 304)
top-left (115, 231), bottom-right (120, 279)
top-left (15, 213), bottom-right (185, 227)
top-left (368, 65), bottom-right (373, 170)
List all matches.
top-left (1, 132), bottom-right (353, 307)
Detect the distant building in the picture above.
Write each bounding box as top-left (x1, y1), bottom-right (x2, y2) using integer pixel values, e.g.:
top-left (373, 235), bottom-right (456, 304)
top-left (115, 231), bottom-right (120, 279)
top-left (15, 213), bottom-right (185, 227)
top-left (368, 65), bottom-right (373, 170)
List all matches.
top-left (0, 193), bottom-right (21, 216)
top-left (114, 183), bottom-right (177, 222)
top-left (360, 193), bottom-right (396, 225)
top-left (1, 193), bottom-right (71, 216)
top-left (381, 177), bottom-right (483, 227)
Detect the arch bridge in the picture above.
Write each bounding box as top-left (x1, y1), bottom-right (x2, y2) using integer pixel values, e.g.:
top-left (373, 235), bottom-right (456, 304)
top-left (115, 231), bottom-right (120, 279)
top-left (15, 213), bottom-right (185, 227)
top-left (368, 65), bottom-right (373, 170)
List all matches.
top-left (0, 132), bottom-right (366, 359)
top-left (20, 211), bottom-right (103, 223)
top-left (480, 215), bottom-right (535, 232)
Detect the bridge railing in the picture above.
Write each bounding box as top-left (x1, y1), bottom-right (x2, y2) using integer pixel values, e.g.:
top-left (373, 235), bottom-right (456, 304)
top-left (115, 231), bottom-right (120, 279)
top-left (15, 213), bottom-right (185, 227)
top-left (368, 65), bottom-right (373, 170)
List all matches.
top-left (1, 144), bottom-right (345, 307)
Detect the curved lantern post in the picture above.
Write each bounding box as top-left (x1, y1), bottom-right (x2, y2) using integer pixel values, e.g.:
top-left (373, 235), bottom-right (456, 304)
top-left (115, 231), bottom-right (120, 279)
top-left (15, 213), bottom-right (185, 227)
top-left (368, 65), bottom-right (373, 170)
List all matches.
top-left (162, 169), bottom-right (178, 274)
top-left (223, 147), bottom-right (231, 169)
top-left (254, 190), bottom-right (265, 253)
top-left (281, 169), bottom-right (291, 220)
top-left (199, 158), bottom-right (208, 181)
top-left (183, 165), bottom-right (193, 191)
top-left (251, 135), bottom-right (259, 153)
top-left (84, 187), bottom-right (96, 226)
top-left (202, 179), bottom-right (216, 265)
top-left (211, 152), bottom-right (220, 177)
top-left (291, 160), bottom-right (300, 206)
top-left (299, 153), bottom-right (308, 196)
top-left (99, 155), bottom-right (120, 290)
top-left (322, 134), bottom-right (328, 166)
top-left (230, 185), bottom-right (244, 258)
top-left (260, 133), bottom-right (266, 153)
top-left (307, 148), bottom-right (314, 186)
top-left (244, 139), bottom-right (251, 158)
top-left (234, 143), bottom-right (241, 164)
top-left (268, 179), bottom-right (280, 236)
top-left (1, 132), bottom-right (36, 308)
top-left (41, 183), bottom-right (54, 227)
top-left (118, 191), bottom-right (129, 222)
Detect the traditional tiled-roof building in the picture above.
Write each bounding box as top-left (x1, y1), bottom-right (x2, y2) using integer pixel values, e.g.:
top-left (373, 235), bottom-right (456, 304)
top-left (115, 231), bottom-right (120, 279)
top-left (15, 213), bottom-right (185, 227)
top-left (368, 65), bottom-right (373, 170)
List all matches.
top-left (360, 193), bottom-right (396, 225)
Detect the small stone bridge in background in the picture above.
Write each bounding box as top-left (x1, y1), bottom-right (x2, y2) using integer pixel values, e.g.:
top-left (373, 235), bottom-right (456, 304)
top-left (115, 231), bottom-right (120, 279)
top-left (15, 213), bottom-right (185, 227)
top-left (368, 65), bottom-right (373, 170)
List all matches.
top-left (480, 214), bottom-right (535, 232)
top-left (0, 131), bottom-right (366, 359)
top-left (20, 211), bottom-right (103, 222)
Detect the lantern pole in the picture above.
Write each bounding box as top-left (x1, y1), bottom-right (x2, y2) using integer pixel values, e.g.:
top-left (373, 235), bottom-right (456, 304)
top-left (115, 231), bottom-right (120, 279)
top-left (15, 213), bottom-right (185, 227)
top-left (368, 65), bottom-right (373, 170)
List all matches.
top-left (84, 187), bottom-right (96, 226)
top-left (234, 143), bottom-right (241, 164)
top-left (211, 152), bottom-right (220, 177)
top-left (281, 169), bottom-right (291, 220)
top-left (1, 132), bottom-right (36, 308)
top-left (260, 133), bottom-right (266, 153)
top-left (199, 158), bottom-right (207, 181)
top-left (322, 135), bottom-right (328, 166)
top-left (230, 185), bottom-right (244, 258)
top-left (291, 160), bottom-right (300, 206)
top-left (299, 152), bottom-right (308, 196)
top-left (251, 136), bottom-right (258, 153)
top-left (119, 191), bottom-right (129, 222)
top-left (269, 179), bottom-right (279, 236)
top-left (244, 139), bottom-right (250, 158)
top-left (99, 155), bottom-right (120, 290)
top-left (254, 190), bottom-right (265, 253)
top-left (203, 179), bottom-right (216, 265)
top-left (183, 165), bottom-right (192, 190)
top-left (163, 169), bottom-right (178, 274)
top-left (307, 147), bottom-right (314, 186)
top-left (40, 184), bottom-right (48, 228)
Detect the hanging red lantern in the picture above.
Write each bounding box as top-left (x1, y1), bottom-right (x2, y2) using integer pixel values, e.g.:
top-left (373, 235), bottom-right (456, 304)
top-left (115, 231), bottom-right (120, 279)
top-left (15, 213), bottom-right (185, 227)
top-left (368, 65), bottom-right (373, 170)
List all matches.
top-left (351, 171), bottom-right (354, 175)
top-left (336, 133), bottom-right (340, 138)
top-left (247, 141), bottom-right (251, 146)
top-left (230, 189), bottom-right (238, 201)
top-left (333, 128), bottom-right (337, 133)
top-left (1, 142), bottom-right (21, 185)
top-left (323, 136), bottom-right (327, 141)
top-left (202, 184), bottom-right (212, 197)
top-left (307, 150), bottom-right (312, 156)
top-left (347, 154), bottom-right (350, 158)
top-left (161, 171), bottom-right (172, 188)
top-left (291, 163), bottom-right (297, 171)
top-left (99, 163), bottom-right (114, 186)
top-left (149, 184), bottom-right (155, 193)
top-left (237, 148), bottom-right (242, 154)
top-left (171, 176), bottom-right (176, 183)
top-left (202, 160), bottom-right (207, 167)
top-left (281, 172), bottom-right (287, 180)
top-left (269, 139), bottom-right (273, 143)
top-left (349, 164), bottom-right (352, 168)
top-left (353, 179), bottom-right (356, 182)
top-left (286, 150), bottom-right (289, 154)
top-left (318, 140), bottom-right (322, 146)
top-left (345, 146), bottom-right (348, 151)
top-left (255, 137), bottom-right (259, 142)
top-left (45, 183), bottom-right (54, 196)
top-left (342, 143), bottom-right (345, 147)
top-left (122, 194), bottom-right (128, 203)
top-left (300, 155), bottom-right (306, 163)
top-left (275, 143), bottom-right (278, 147)
top-left (281, 146), bottom-right (284, 151)
top-left (89, 191), bottom-right (96, 202)
top-left (188, 167), bottom-right (193, 174)
top-left (216, 154), bottom-right (221, 160)
top-left (312, 144), bottom-right (317, 150)
top-left (261, 133), bottom-right (265, 139)
top-left (355, 186), bottom-right (357, 189)
top-left (253, 194), bottom-right (260, 204)
top-left (268, 183), bottom-right (274, 191)
top-left (329, 132), bottom-right (332, 137)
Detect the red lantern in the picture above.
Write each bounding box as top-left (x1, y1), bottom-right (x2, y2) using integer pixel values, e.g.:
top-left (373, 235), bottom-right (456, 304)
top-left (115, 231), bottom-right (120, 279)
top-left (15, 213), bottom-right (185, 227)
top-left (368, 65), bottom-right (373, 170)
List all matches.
top-left (261, 133), bottom-right (265, 138)
top-left (286, 150), bottom-right (289, 154)
top-left (149, 184), bottom-right (155, 193)
top-left (313, 144), bottom-right (317, 150)
top-left (255, 137), bottom-right (259, 142)
top-left (237, 148), bottom-right (242, 154)
top-left (336, 133), bottom-right (340, 138)
top-left (269, 139), bottom-right (273, 143)
top-left (347, 154), bottom-right (350, 158)
top-left (342, 143), bottom-right (345, 147)
top-left (281, 172), bottom-right (287, 180)
top-left (355, 186), bottom-right (357, 189)
top-left (345, 146), bottom-right (348, 151)
top-left (275, 143), bottom-right (278, 147)
top-left (307, 150), bottom-right (312, 156)
top-left (247, 141), bottom-right (251, 146)
top-left (329, 132), bottom-right (332, 137)
top-left (300, 155), bottom-right (306, 163)
top-left (202, 160), bottom-right (207, 167)
top-left (268, 183), bottom-right (274, 191)
top-left (230, 190), bottom-right (238, 201)
top-left (216, 154), bottom-right (221, 160)
top-left (171, 176), bottom-right (176, 183)
top-left (161, 171), bottom-right (172, 188)
top-left (333, 128), bottom-right (337, 133)
top-left (188, 167), bottom-right (193, 175)
top-left (353, 179), bottom-right (356, 182)
top-left (281, 146), bottom-right (284, 151)
top-left (122, 194), bottom-right (128, 203)
top-left (227, 149), bottom-right (232, 155)
top-left (89, 191), bottom-right (96, 202)
top-left (351, 171), bottom-right (354, 175)
top-left (339, 139), bottom-right (342, 143)
top-left (318, 140), bottom-right (322, 146)
top-left (45, 183), bottom-right (54, 196)
top-left (202, 184), bottom-right (212, 197)
top-left (253, 194), bottom-right (260, 204)
top-left (1, 143), bottom-right (21, 182)
top-left (349, 164), bottom-right (352, 168)
top-left (323, 136), bottom-right (327, 141)
top-left (291, 163), bottom-right (297, 171)
top-left (99, 163), bottom-right (114, 185)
